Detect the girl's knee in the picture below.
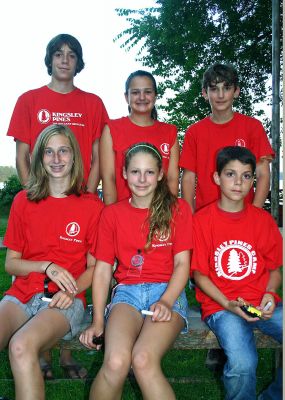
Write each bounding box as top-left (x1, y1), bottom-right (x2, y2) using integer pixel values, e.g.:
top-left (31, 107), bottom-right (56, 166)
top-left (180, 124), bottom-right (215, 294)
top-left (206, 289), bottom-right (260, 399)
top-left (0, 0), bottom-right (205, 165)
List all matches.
top-left (9, 335), bottom-right (33, 364)
top-left (104, 351), bottom-right (131, 377)
top-left (132, 349), bottom-right (155, 374)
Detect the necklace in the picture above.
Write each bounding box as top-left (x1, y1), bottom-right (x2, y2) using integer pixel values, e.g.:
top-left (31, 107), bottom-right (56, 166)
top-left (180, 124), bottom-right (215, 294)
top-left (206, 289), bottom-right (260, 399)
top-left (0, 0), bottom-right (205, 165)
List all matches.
top-left (128, 248), bottom-right (144, 277)
top-left (131, 249), bottom-right (144, 267)
top-left (127, 201), bottom-right (146, 277)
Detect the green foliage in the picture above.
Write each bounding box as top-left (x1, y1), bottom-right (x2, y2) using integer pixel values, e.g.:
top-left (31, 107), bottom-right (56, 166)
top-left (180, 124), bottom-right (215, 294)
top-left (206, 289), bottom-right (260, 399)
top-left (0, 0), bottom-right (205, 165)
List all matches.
top-left (115, 0), bottom-right (282, 131)
top-left (0, 175), bottom-right (22, 209)
top-left (0, 250), bottom-right (9, 297)
top-left (0, 166), bottom-right (17, 182)
top-left (0, 212), bottom-right (9, 237)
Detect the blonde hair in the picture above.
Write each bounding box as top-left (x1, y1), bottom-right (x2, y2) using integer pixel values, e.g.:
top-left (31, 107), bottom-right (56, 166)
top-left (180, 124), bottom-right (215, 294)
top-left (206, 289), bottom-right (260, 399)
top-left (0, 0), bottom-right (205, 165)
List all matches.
top-left (125, 142), bottom-right (178, 250)
top-left (26, 124), bottom-right (85, 201)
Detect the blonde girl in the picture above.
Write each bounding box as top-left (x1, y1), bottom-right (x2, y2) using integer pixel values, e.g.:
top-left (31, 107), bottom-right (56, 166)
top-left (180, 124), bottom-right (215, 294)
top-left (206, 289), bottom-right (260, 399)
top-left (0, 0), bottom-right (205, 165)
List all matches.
top-left (0, 124), bottom-right (103, 399)
top-left (80, 142), bottom-right (192, 400)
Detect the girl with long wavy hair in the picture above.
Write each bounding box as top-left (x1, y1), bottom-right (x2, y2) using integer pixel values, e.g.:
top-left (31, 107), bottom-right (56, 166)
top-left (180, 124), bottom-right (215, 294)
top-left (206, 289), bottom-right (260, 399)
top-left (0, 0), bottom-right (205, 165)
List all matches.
top-left (80, 142), bottom-right (192, 400)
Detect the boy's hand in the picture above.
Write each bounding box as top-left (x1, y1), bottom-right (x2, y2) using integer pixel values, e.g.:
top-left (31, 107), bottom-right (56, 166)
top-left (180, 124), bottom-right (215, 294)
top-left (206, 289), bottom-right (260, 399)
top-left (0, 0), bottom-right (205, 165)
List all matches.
top-left (226, 299), bottom-right (260, 322)
top-left (259, 294), bottom-right (276, 320)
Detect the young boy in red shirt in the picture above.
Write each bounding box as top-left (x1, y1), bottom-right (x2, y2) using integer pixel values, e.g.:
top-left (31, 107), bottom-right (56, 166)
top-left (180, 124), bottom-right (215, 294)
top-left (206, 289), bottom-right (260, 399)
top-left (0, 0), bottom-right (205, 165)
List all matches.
top-left (180, 63), bottom-right (275, 371)
top-left (191, 146), bottom-right (282, 400)
top-left (180, 63), bottom-right (274, 212)
top-left (7, 34), bottom-right (108, 193)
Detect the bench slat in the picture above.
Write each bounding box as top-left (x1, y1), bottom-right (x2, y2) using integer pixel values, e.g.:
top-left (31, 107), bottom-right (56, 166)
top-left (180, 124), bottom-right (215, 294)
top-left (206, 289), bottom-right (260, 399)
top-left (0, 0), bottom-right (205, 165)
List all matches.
top-left (58, 306), bottom-right (281, 351)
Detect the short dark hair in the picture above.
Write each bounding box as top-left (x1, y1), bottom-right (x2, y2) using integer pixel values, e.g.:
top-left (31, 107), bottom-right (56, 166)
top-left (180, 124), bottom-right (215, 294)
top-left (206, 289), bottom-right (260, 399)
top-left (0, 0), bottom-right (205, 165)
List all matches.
top-left (216, 146), bottom-right (256, 175)
top-left (44, 34), bottom-right (85, 76)
top-left (125, 70), bottom-right (158, 120)
top-left (202, 63), bottom-right (239, 90)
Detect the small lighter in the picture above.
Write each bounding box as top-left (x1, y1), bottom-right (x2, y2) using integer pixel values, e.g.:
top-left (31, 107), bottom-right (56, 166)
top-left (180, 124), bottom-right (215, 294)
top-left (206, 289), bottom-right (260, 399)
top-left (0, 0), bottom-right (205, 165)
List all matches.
top-left (240, 304), bottom-right (262, 318)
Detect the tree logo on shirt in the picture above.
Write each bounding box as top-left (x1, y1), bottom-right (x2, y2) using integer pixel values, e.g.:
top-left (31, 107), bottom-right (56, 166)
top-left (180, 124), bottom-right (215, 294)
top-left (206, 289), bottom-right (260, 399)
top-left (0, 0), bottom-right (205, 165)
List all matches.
top-left (215, 240), bottom-right (257, 280)
top-left (66, 222), bottom-right (80, 237)
top-left (37, 109), bottom-right (51, 124)
top-left (235, 139), bottom-right (246, 147)
top-left (160, 143), bottom-right (170, 156)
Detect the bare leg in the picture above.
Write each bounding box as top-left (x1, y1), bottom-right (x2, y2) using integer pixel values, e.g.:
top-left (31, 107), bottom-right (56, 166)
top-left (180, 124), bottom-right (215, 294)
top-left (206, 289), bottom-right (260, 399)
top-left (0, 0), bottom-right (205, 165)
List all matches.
top-left (9, 308), bottom-right (70, 400)
top-left (59, 348), bottom-right (88, 379)
top-left (132, 312), bottom-right (184, 400)
top-left (89, 304), bottom-right (143, 400)
top-left (40, 351), bottom-right (52, 364)
top-left (39, 350), bottom-right (53, 380)
top-left (0, 301), bottom-right (29, 350)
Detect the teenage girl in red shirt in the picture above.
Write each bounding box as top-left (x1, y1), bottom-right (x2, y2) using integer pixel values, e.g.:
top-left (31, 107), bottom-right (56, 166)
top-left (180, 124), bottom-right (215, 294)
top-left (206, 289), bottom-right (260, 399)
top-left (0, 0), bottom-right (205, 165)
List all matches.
top-left (0, 124), bottom-right (103, 399)
top-left (80, 142), bottom-right (192, 400)
top-left (100, 70), bottom-right (180, 204)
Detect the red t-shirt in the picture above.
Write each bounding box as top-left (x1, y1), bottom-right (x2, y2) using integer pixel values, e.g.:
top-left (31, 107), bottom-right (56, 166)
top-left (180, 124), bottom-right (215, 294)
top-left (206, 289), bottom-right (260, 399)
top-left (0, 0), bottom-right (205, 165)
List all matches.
top-left (191, 202), bottom-right (282, 319)
top-left (7, 86), bottom-right (109, 180)
top-left (179, 112), bottom-right (274, 211)
top-left (3, 191), bottom-right (104, 306)
top-left (95, 198), bottom-right (193, 284)
top-left (108, 117), bottom-right (177, 201)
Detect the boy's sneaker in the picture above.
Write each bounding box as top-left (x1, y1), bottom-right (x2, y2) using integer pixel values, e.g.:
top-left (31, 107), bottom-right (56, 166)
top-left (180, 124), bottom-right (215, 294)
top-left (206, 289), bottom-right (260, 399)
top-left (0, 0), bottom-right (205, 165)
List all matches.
top-left (205, 349), bottom-right (227, 372)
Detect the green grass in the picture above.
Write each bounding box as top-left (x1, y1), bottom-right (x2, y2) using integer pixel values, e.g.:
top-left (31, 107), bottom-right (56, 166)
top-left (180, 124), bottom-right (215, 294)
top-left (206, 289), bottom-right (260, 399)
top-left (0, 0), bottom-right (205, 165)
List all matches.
top-left (0, 248), bottom-right (281, 399)
top-left (0, 211), bottom-right (9, 237)
top-left (0, 249), bottom-right (10, 298)
top-left (0, 345), bottom-right (277, 399)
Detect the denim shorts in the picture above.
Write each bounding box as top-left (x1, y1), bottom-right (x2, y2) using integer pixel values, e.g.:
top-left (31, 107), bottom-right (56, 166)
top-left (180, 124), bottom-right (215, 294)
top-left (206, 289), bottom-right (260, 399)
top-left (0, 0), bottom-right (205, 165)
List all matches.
top-left (109, 283), bottom-right (189, 333)
top-left (2, 293), bottom-right (84, 340)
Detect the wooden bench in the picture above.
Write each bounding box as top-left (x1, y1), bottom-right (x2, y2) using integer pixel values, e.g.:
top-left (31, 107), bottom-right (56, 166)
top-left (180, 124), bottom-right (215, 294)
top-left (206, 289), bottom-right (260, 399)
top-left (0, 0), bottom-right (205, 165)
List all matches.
top-left (58, 306), bottom-right (282, 370)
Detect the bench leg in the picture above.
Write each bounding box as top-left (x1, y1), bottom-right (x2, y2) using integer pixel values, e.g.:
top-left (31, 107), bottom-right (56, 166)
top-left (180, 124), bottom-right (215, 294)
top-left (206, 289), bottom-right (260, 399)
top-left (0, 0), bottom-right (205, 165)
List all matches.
top-left (274, 349), bottom-right (282, 373)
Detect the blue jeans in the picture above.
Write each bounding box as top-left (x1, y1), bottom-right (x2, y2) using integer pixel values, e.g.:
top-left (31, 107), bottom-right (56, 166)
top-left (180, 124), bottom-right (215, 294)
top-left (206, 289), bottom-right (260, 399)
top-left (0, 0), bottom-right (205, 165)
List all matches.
top-left (206, 303), bottom-right (283, 400)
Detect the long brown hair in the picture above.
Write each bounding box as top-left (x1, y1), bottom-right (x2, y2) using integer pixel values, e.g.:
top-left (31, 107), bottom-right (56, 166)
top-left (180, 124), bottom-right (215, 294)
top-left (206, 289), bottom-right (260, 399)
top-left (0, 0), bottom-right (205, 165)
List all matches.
top-left (26, 124), bottom-right (85, 201)
top-left (125, 142), bottom-right (178, 250)
top-left (125, 70), bottom-right (158, 120)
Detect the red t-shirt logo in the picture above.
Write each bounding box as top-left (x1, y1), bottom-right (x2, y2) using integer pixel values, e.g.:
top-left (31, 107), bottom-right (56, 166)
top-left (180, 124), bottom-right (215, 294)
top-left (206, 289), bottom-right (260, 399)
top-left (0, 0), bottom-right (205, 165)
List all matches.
top-left (235, 139), bottom-right (246, 147)
top-left (37, 109), bottom-right (51, 124)
top-left (215, 241), bottom-right (257, 280)
top-left (66, 222), bottom-right (80, 237)
top-left (160, 143), bottom-right (170, 155)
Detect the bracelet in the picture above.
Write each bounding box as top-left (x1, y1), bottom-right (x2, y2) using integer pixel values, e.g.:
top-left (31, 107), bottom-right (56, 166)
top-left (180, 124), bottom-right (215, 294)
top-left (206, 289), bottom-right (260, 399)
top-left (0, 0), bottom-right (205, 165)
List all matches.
top-left (264, 291), bottom-right (281, 303)
top-left (44, 262), bottom-right (53, 274)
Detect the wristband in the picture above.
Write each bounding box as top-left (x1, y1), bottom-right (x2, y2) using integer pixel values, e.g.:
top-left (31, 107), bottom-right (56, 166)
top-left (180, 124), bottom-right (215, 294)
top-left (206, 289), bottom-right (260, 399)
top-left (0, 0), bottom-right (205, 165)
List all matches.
top-left (264, 291), bottom-right (281, 303)
top-left (44, 262), bottom-right (53, 274)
